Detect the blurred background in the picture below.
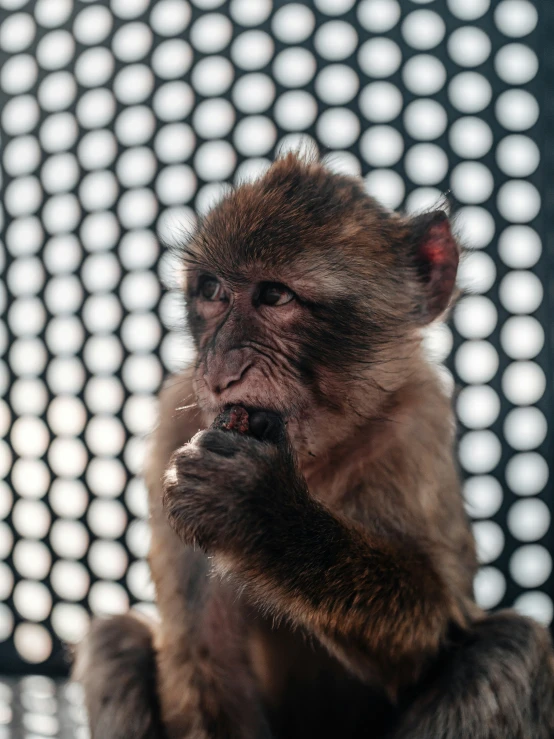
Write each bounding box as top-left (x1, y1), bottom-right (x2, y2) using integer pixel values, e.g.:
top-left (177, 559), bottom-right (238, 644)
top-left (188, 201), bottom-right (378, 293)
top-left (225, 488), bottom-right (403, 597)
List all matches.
top-left (0, 0), bottom-right (552, 731)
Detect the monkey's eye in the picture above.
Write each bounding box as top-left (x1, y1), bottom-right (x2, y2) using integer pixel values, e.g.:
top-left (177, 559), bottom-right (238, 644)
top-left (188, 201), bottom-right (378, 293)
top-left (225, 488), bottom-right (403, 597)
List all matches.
top-left (199, 277), bottom-right (224, 301)
top-left (258, 283), bottom-right (295, 307)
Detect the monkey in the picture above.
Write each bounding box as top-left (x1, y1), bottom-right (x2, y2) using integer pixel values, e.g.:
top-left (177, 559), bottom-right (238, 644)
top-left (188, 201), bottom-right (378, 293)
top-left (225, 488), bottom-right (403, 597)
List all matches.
top-left (74, 153), bottom-right (554, 739)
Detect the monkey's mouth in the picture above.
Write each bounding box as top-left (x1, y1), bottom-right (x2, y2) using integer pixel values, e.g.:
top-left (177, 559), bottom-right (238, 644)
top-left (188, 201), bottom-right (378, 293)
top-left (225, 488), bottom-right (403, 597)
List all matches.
top-left (216, 404), bottom-right (286, 443)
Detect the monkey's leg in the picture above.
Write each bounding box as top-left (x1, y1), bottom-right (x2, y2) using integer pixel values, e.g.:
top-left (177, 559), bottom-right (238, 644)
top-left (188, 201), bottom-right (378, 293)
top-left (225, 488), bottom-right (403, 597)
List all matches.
top-left (74, 613), bottom-right (164, 739)
top-left (392, 611), bottom-right (554, 739)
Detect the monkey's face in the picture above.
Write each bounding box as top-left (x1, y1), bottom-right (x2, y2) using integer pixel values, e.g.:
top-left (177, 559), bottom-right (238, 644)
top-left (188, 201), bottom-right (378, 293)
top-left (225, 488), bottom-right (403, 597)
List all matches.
top-left (182, 155), bottom-right (458, 458)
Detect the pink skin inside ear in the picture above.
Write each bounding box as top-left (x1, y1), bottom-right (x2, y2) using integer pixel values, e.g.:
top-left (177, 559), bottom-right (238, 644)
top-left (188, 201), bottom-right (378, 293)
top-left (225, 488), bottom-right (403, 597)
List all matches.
top-left (418, 219), bottom-right (459, 320)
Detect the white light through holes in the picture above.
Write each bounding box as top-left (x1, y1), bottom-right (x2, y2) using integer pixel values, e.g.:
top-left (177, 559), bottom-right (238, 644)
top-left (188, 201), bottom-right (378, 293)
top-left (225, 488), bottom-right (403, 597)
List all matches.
top-left (0, 0), bottom-right (549, 676)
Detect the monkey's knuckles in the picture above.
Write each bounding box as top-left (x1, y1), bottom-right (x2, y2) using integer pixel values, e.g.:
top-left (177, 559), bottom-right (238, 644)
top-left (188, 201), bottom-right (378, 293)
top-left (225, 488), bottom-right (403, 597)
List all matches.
top-left (161, 430), bottom-right (277, 550)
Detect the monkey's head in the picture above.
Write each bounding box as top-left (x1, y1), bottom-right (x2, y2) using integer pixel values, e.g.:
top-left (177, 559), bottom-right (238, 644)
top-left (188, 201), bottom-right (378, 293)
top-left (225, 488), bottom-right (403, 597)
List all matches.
top-left (181, 154), bottom-right (459, 459)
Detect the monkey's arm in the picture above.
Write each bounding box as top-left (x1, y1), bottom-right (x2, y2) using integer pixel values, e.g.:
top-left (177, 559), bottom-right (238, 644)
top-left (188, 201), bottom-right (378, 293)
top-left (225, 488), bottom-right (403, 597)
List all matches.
top-left (163, 427), bottom-right (469, 691)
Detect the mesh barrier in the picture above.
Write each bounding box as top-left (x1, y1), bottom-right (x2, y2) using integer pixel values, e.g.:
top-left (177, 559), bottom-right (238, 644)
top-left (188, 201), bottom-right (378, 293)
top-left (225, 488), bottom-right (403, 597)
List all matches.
top-left (0, 0), bottom-right (552, 677)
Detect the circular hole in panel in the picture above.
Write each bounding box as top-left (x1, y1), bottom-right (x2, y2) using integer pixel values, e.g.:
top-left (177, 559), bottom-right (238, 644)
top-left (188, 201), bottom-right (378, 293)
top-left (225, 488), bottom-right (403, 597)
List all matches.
top-left (83, 294), bottom-right (123, 334)
top-left (403, 99), bottom-right (447, 141)
top-left (234, 117), bottom-right (276, 156)
top-left (1, 54), bottom-right (38, 95)
top-left (152, 40), bottom-right (194, 80)
top-left (496, 135), bottom-right (540, 177)
top-left (232, 73), bottom-right (275, 113)
top-left (272, 4), bottom-right (315, 43)
top-left (116, 147), bottom-right (157, 187)
top-left (451, 162), bottom-right (494, 204)
top-left (50, 560), bottom-right (90, 601)
top-left (111, 0), bottom-right (151, 18)
top-left (514, 592), bottom-right (553, 626)
top-left (422, 323), bottom-right (453, 364)
top-left (11, 459), bottom-right (50, 499)
top-left (13, 540), bottom-right (51, 580)
top-left (402, 10), bottom-right (445, 50)
top-left (504, 407), bottom-right (547, 451)
top-left (190, 13), bottom-right (232, 53)
top-left (364, 169), bottom-right (405, 209)
top-left (506, 452), bottom-right (548, 496)
top-left (234, 158), bottom-right (272, 183)
top-left (80, 211), bottom-right (120, 252)
top-left (123, 394), bottom-right (157, 436)
top-left (498, 227), bottom-right (541, 270)
top-left (14, 624), bottom-right (52, 664)
top-left (448, 0), bottom-right (490, 20)
top-left (156, 165), bottom-right (198, 205)
top-left (6, 217), bottom-right (44, 256)
top-left (459, 430), bottom-right (501, 473)
top-left (47, 396), bottom-right (86, 436)
top-left (7, 257), bottom-right (44, 295)
top-left (2, 94), bottom-right (40, 136)
top-left (46, 357), bottom-right (85, 395)
top-left (36, 29), bottom-right (75, 70)
top-left (457, 385), bottom-right (500, 429)
top-left (449, 117), bottom-right (493, 158)
top-left (113, 64), bottom-right (154, 105)
top-left (11, 416), bottom-right (49, 457)
top-left (88, 541), bottom-right (128, 580)
top-left (322, 152), bottom-right (362, 177)
top-left (457, 251), bottom-right (496, 293)
top-left (358, 0), bottom-right (400, 32)
top-left (87, 499), bottom-right (128, 538)
top-left (75, 47), bottom-right (114, 88)
top-left (35, 0), bottom-right (72, 28)
top-left (274, 91), bottom-right (317, 131)
top-left (126, 519), bottom-right (151, 558)
top-left (41, 153), bottom-right (79, 194)
top-left (119, 271), bottom-right (160, 311)
top-left (495, 43), bottom-right (538, 84)
top-left (76, 89), bottom-right (116, 129)
top-left (0, 524), bottom-right (13, 559)
top-left (122, 355), bottom-right (163, 394)
top-left (153, 82), bottom-right (194, 123)
top-left (473, 567), bottom-right (505, 609)
top-left (402, 54), bottom-right (446, 95)
top-left (0, 12), bottom-right (36, 52)
top-left (405, 144), bottom-right (448, 185)
top-left (497, 180), bottom-right (540, 222)
top-left (230, 0), bottom-right (272, 25)
top-left (154, 123), bottom-right (195, 164)
top-left (448, 72), bottom-right (492, 113)
top-left (51, 520), bottom-right (89, 559)
top-left (358, 38), bottom-right (401, 77)
top-left (502, 361), bottom-right (545, 405)
top-left (191, 56), bottom-right (234, 96)
top-left (4, 177), bottom-right (43, 218)
top-left (455, 206), bottom-right (495, 249)
top-left (495, 89), bottom-right (539, 132)
top-left (231, 30), bottom-right (274, 70)
top-left (12, 499), bottom-right (51, 538)
top-left (454, 296), bottom-right (497, 339)
top-left (14, 581), bottom-right (52, 621)
top-left (10, 337), bottom-right (48, 377)
top-left (510, 545), bottom-right (552, 588)
top-left (508, 499), bottom-right (550, 542)
top-left (499, 270), bottom-right (542, 314)
top-left (48, 437), bottom-right (88, 477)
top-left (463, 475), bottom-right (503, 519)
top-left (193, 98), bottom-right (235, 139)
top-left (150, 0), bottom-right (191, 35)
top-left (359, 82), bottom-right (402, 123)
top-left (274, 48), bottom-right (316, 88)
top-left (315, 0), bottom-right (355, 13)
top-left (501, 316), bottom-right (544, 360)
top-left (447, 27), bottom-right (491, 67)
top-left (89, 582), bottom-right (129, 616)
top-left (85, 416), bottom-right (126, 457)
top-left (0, 562), bottom-right (14, 600)
top-left (127, 560), bottom-right (155, 601)
top-left (87, 458), bottom-right (126, 499)
top-left (78, 130), bottom-right (117, 171)
top-left (404, 187), bottom-right (443, 214)
top-left (51, 603), bottom-right (89, 644)
top-left (495, 0), bottom-right (538, 37)
top-left (112, 22), bottom-right (153, 62)
top-left (118, 189), bottom-right (159, 229)
top-left (85, 377), bottom-right (124, 415)
top-left (119, 230), bottom-right (159, 270)
top-left (73, 5), bottom-right (113, 45)
top-left (46, 315), bottom-right (85, 355)
top-left (79, 171), bottom-right (119, 212)
top-left (316, 108), bottom-right (360, 149)
top-left (472, 521), bottom-right (504, 564)
top-left (360, 126), bottom-right (404, 167)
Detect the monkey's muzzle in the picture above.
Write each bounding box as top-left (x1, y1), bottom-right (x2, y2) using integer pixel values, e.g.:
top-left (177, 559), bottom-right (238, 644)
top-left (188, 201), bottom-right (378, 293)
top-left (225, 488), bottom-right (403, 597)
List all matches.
top-left (212, 406), bottom-right (285, 444)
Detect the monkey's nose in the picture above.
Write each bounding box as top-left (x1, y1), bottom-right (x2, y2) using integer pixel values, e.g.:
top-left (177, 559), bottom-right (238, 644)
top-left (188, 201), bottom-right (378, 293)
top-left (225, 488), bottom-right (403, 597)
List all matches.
top-left (203, 363), bottom-right (252, 395)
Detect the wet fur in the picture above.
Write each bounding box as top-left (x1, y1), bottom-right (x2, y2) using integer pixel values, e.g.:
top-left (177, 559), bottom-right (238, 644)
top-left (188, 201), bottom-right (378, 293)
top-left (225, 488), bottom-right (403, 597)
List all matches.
top-left (75, 154), bottom-right (554, 738)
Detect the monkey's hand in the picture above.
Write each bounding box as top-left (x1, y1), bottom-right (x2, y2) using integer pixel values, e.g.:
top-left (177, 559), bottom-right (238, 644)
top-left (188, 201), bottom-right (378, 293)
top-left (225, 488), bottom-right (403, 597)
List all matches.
top-left (162, 410), bottom-right (304, 553)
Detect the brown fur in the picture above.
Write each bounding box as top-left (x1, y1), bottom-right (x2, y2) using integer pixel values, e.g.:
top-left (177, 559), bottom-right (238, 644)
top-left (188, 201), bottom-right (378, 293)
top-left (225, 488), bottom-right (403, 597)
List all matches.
top-left (75, 154), bottom-right (554, 738)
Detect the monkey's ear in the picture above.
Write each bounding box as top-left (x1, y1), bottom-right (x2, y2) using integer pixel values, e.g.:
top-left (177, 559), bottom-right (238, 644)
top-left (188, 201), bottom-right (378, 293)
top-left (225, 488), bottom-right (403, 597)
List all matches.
top-left (410, 210), bottom-right (459, 323)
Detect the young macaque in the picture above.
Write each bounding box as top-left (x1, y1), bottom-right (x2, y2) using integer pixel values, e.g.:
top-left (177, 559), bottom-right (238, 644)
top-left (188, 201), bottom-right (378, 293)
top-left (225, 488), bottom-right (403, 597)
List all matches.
top-left (75, 154), bottom-right (554, 738)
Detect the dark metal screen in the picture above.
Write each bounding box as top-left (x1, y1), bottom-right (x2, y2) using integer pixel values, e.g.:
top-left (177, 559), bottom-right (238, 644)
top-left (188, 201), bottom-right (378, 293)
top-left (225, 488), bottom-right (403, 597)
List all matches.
top-left (0, 0), bottom-right (551, 677)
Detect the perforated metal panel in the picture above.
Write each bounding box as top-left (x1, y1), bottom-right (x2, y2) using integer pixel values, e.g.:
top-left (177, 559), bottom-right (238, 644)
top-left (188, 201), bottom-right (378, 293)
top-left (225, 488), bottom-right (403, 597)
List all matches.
top-left (0, 0), bottom-right (552, 676)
